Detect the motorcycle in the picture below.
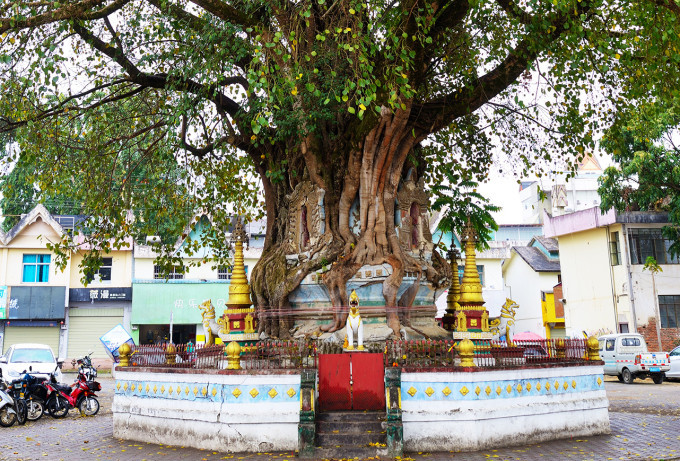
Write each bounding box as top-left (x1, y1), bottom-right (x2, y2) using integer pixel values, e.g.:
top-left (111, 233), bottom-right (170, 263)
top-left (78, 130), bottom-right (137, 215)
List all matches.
top-left (16, 370), bottom-right (49, 421)
top-left (0, 369), bottom-right (27, 427)
top-left (0, 369), bottom-right (20, 427)
top-left (45, 355), bottom-right (101, 418)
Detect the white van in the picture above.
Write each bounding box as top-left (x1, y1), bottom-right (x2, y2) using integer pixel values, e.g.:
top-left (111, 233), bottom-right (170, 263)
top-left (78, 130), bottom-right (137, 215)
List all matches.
top-left (598, 333), bottom-right (670, 384)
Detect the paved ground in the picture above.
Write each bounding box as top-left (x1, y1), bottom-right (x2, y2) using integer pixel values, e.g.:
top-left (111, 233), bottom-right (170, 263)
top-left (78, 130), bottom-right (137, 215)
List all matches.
top-left (1, 374), bottom-right (679, 461)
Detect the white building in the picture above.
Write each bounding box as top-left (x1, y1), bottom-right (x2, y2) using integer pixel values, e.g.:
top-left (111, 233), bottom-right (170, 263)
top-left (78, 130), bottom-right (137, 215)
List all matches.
top-left (544, 207), bottom-right (680, 351)
top-left (433, 225), bottom-right (543, 319)
top-left (520, 155), bottom-right (603, 224)
top-left (502, 236), bottom-right (563, 338)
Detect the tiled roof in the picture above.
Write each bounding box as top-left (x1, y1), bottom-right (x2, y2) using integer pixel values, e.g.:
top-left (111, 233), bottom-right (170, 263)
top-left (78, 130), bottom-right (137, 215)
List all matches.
top-left (534, 235), bottom-right (559, 252)
top-left (513, 246), bottom-right (561, 272)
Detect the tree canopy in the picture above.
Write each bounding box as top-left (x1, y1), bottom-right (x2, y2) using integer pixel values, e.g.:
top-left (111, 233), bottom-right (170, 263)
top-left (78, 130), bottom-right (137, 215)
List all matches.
top-left (2, 0), bottom-right (680, 335)
top-left (599, 102), bottom-right (680, 257)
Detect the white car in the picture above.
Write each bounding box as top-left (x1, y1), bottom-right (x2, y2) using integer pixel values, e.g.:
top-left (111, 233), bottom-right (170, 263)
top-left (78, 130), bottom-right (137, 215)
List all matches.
top-left (0, 343), bottom-right (63, 383)
top-left (667, 345), bottom-right (680, 380)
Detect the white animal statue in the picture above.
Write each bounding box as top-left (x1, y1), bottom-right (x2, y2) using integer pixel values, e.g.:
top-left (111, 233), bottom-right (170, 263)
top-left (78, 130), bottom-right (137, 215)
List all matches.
top-left (489, 298), bottom-right (519, 345)
top-left (345, 290), bottom-right (364, 350)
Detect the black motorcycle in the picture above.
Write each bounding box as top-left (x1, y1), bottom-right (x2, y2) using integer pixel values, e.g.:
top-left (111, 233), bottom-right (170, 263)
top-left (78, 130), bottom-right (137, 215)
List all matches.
top-left (5, 375), bottom-right (28, 426)
top-left (16, 371), bottom-right (49, 421)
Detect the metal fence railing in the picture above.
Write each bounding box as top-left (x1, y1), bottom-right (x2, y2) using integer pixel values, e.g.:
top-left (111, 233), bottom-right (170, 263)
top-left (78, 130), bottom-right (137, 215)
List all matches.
top-left (126, 338), bottom-right (593, 372)
top-left (129, 339), bottom-right (318, 370)
top-left (385, 338), bottom-right (592, 370)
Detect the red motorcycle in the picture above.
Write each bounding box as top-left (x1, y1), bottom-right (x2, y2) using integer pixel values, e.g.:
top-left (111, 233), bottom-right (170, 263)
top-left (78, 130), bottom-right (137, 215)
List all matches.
top-left (44, 364), bottom-right (101, 418)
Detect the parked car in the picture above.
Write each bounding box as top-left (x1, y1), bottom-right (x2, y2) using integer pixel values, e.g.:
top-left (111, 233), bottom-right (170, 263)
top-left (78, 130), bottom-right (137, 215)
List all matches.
top-left (666, 345), bottom-right (680, 381)
top-left (0, 344), bottom-right (63, 383)
top-left (598, 333), bottom-right (670, 384)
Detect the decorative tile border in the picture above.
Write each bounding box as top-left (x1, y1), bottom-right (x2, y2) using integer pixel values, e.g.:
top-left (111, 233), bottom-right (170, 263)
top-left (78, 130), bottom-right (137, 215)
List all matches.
top-left (115, 380), bottom-right (299, 404)
top-left (402, 374), bottom-right (603, 401)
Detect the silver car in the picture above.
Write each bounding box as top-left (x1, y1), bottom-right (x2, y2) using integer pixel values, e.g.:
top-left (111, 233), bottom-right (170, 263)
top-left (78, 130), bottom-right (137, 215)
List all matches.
top-left (667, 345), bottom-right (680, 380)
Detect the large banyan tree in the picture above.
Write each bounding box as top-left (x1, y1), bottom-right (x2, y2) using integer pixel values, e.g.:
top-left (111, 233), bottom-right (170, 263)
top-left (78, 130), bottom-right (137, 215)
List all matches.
top-left (2, 0), bottom-right (680, 337)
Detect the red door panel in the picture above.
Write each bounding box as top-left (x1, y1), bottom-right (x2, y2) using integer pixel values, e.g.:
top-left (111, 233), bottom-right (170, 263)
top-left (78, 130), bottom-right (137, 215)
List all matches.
top-left (351, 353), bottom-right (385, 411)
top-left (318, 353), bottom-right (352, 411)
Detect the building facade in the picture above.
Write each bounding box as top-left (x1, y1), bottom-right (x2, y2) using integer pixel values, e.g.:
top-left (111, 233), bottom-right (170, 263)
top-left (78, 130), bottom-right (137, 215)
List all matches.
top-left (433, 224), bottom-right (543, 319)
top-left (0, 206), bottom-right (69, 358)
top-left (520, 155), bottom-right (604, 224)
top-left (502, 236), bottom-right (563, 338)
top-left (131, 215), bottom-right (263, 346)
top-left (544, 207), bottom-right (680, 350)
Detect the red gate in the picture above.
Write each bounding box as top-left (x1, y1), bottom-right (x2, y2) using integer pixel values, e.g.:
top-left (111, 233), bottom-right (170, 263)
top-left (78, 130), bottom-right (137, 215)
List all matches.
top-left (318, 353), bottom-right (385, 411)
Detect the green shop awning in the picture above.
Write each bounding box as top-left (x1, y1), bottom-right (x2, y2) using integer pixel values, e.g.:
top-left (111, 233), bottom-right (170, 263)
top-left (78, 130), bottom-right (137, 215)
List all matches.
top-left (131, 282), bottom-right (231, 324)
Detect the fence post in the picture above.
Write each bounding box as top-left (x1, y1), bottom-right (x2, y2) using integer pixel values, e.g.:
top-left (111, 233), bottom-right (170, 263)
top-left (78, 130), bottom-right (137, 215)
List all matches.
top-left (226, 341), bottom-right (242, 370)
top-left (555, 339), bottom-right (566, 359)
top-left (458, 339), bottom-right (475, 367)
top-left (385, 367), bottom-right (404, 458)
top-left (586, 336), bottom-right (601, 361)
top-left (298, 369), bottom-right (317, 458)
top-left (118, 343), bottom-right (131, 367)
top-left (165, 343), bottom-right (176, 365)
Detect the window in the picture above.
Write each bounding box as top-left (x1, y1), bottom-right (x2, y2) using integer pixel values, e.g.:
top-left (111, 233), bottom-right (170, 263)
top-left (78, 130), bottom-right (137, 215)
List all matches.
top-left (610, 232), bottom-right (621, 266)
top-left (628, 228), bottom-right (680, 264)
top-left (659, 295), bottom-right (680, 328)
top-left (154, 265), bottom-right (184, 280)
top-left (605, 339), bottom-right (615, 351)
top-left (218, 266), bottom-right (230, 280)
top-left (85, 257), bottom-right (112, 283)
top-left (457, 265), bottom-right (485, 287)
top-left (10, 347), bottom-right (55, 363)
top-left (22, 254), bottom-right (51, 283)
top-left (621, 337), bottom-right (641, 347)
top-left (618, 323), bottom-right (629, 333)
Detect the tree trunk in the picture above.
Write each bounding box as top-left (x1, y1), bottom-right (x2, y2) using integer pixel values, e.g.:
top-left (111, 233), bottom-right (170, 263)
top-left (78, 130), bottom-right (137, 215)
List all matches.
top-left (250, 106), bottom-right (449, 339)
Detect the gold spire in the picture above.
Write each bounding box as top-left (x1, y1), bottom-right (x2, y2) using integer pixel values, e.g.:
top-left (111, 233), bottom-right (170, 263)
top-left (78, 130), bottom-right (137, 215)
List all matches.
top-left (445, 248), bottom-right (461, 313)
top-left (442, 248), bottom-right (460, 331)
top-left (458, 218), bottom-right (485, 308)
top-left (226, 218), bottom-right (253, 309)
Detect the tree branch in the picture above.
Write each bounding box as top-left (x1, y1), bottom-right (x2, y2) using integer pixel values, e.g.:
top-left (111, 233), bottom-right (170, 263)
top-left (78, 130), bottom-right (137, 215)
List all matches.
top-left (72, 22), bottom-right (244, 117)
top-left (494, 0), bottom-right (533, 25)
top-left (0, 0), bottom-right (130, 34)
top-left (416, 9), bottom-right (585, 132)
top-left (145, 0), bottom-right (252, 71)
top-left (187, 0), bottom-right (260, 28)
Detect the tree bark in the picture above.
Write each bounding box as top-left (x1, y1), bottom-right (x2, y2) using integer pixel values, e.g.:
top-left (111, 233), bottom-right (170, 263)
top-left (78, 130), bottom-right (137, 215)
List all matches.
top-left (250, 105), bottom-right (448, 338)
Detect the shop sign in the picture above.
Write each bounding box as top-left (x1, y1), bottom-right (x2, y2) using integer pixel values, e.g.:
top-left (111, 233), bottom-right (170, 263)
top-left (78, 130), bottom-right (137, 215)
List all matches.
top-left (69, 287), bottom-right (132, 302)
top-left (8, 286), bottom-right (66, 320)
top-left (0, 286), bottom-right (7, 319)
top-left (131, 283), bottom-right (229, 324)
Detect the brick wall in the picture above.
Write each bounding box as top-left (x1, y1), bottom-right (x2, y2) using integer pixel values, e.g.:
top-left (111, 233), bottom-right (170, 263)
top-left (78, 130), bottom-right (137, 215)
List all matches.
top-left (637, 317), bottom-right (680, 352)
top-left (553, 283), bottom-right (564, 318)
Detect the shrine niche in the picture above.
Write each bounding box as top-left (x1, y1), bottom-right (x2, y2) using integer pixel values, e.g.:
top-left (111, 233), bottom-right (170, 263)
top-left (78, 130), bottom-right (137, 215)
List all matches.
top-left (396, 173), bottom-right (433, 256)
top-left (285, 181), bottom-right (329, 254)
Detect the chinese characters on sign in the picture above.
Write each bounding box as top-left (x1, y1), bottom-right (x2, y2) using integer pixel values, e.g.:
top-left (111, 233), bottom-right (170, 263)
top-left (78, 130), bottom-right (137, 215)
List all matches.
top-left (68, 288), bottom-right (132, 302)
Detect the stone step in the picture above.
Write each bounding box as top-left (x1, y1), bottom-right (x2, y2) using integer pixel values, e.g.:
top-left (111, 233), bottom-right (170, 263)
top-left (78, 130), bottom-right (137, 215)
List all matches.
top-left (315, 431), bottom-right (387, 446)
top-left (317, 410), bottom-right (385, 422)
top-left (317, 420), bottom-right (385, 435)
top-left (312, 445), bottom-right (389, 460)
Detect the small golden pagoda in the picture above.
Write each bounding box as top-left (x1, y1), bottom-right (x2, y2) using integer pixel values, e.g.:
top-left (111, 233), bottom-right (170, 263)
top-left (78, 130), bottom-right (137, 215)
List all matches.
top-left (442, 247), bottom-right (460, 331)
top-left (218, 218), bottom-right (258, 342)
top-left (452, 218), bottom-right (492, 340)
